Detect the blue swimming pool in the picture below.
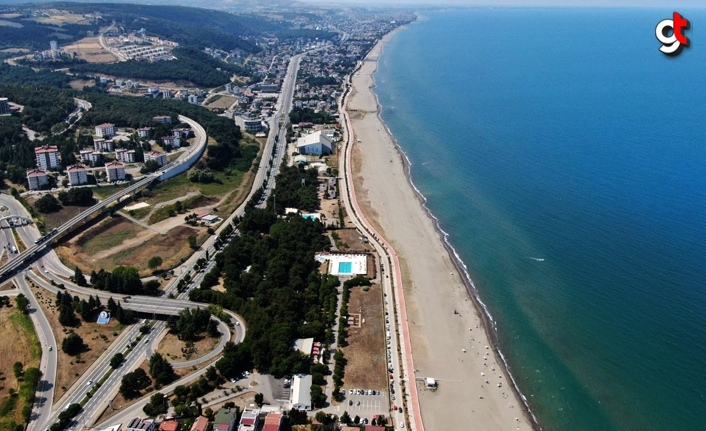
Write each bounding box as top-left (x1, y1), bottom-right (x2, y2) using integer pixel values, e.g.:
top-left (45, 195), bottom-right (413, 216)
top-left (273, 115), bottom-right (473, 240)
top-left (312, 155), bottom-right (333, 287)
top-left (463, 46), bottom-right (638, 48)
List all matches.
top-left (338, 261), bottom-right (353, 274)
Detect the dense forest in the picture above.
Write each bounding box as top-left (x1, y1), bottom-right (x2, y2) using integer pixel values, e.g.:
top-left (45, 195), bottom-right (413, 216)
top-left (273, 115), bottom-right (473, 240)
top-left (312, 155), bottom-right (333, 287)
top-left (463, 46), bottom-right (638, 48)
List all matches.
top-left (53, 3), bottom-right (285, 53)
top-left (0, 85), bottom-right (76, 132)
top-left (0, 15), bottom-right (97, 51)
top-left (60, 47), bottom-right (250, 88)
top-left (190, 167), bottom-right (336, 376)
top-left (266, 164), bottom-right (320, 213)
top-left (0, 63), bottom-right (72, 88)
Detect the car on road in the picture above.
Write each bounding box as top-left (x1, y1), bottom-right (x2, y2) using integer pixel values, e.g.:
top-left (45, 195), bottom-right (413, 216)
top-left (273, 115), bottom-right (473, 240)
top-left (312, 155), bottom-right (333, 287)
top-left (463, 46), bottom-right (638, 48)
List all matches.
top-left (86, 380), bottom-right (93, 386)
top-left (48, 346), bottom-right (53, 351)
top-left (398, 407), bottom-right (403, 413)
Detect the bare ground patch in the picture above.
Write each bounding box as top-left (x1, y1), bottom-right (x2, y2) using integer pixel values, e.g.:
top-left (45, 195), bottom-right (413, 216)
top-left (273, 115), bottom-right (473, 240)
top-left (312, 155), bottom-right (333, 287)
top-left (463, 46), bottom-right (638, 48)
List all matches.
top-left (156, 333), bottom-right (219, 363)
top-left (341, 281), bottom-right (386, 391)
top-left (204, 95), bottom-right (237, 110)
top-left (28, 282), bottom-right (126, 402)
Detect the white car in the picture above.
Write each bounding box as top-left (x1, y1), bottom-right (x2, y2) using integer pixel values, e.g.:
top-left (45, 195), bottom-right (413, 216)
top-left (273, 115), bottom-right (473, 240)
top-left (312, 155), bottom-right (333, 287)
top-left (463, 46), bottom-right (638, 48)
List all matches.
top-left (86, 380), bottom-right (93, 386)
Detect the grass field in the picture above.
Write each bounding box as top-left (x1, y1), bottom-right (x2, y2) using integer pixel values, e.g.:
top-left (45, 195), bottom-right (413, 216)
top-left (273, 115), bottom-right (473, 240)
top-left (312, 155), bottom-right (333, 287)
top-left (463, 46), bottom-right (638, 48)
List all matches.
top-left (93, 184), bottom-right (129, 200)
top-left (81, 224), bottom-right (141, 256)
top-left (0, 299), bottom-right (41, 431)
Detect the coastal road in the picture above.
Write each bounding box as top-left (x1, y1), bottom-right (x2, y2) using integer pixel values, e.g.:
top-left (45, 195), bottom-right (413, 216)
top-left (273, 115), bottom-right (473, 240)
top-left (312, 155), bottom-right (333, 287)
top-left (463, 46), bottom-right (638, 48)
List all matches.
top-left (338, 64), bottom-right (423, 431)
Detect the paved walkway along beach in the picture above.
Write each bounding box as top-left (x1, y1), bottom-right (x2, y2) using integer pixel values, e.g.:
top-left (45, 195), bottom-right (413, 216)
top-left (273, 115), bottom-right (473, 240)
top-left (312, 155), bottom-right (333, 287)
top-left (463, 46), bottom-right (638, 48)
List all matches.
top-left (343, 29), bottom-right (536, 431)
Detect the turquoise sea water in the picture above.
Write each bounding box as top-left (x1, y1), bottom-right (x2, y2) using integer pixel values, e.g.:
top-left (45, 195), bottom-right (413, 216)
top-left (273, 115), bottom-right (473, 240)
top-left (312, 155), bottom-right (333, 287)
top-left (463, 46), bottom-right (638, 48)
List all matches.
top-left (374, 8), bottom-right (706, 431)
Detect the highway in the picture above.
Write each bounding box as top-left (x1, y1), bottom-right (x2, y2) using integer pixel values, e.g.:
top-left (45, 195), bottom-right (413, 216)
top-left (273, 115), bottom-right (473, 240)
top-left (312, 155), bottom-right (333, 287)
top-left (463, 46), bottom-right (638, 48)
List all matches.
top-left (338, 70), bottom-right (423, 431)
top-left (0, 50), bottom-right (303, 431)
top-left (0, 114), bottom-right (206, 282)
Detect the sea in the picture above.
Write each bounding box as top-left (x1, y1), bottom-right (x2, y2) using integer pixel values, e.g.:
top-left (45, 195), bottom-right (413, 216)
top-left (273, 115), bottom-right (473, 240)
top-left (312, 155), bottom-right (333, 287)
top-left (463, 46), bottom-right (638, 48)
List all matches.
top-left (373, 8), bottom-right (706, 431)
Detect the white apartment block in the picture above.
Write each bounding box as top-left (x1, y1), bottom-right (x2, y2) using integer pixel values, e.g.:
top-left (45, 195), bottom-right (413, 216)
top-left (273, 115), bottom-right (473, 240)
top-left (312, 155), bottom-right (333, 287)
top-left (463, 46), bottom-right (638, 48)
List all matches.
top-left (35, 145), bottom-right (59, 169)
top-left (94, 138), bottom-right (114, 152)
top-left (115, 148), bottom-right (136, 163)
top-left (67, 164), bottom-right (88, 186)
top-left (144, 151), bottom-right (167, 166)
top-left (95, 123), bottom-right (115, 138)
top-left (105, 161), bottom-right (126, 182)
top-left (26, 168), bottom-right (48, 191)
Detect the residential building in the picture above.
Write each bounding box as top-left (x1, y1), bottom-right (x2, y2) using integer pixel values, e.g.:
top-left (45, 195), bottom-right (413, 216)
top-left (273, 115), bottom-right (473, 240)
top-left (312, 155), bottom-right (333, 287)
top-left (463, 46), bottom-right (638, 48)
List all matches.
top-left (213, 407), bottom-right (238, 431)
top-left (173, 128), bottom-right (190, 138)
top-left (296, 131), bottom-right (333, 156)
top-left (290, 374), bottom-right (312, 411)
top-left (50, 40), bottom-right (58, 52)
top-left (152, 115), bottom-right (172, 124)
top-left (26, 168), bottom-right (48, 191)
top-left (188, 95), bottom-right (199, 105)
top-left (144, 151), bottom-right (167, 166)
top-left (0, 97), bottom-right (9, 116)
top-left (158, 420), bottom-right (179, 431)
top-left (137, 127), bottom-right (152, 138)
top-left (237, 408), bottom-right (259, 431)
top-left (95, 123), bottom-right (115, 138)
top-left (126, 418), bottom-right (154, 431)
top-left (105, 161), bottom-right (126, 182)
top-left (94, 138), bottom-right (114, 152)
top-left (115, 149), bottom-right (136, 163)
top-left (80, 150), bottom-right (102, 165)
top-left (35, 145), bottom-right (60, 169)
top-left (161, 136), bottom-right (181, 149)
top-left (262, 412), bottom-right (282, 431)
top-left (260, 83), bottom-right (279, 93)
top-left (189, 416), bottom-right (209, 431)
top-left (67, 164), bottom-right (88, 186)
top-left (365, 427), bottom-right (385, 431)
top-left (235, 116), bottom-right (263, 133)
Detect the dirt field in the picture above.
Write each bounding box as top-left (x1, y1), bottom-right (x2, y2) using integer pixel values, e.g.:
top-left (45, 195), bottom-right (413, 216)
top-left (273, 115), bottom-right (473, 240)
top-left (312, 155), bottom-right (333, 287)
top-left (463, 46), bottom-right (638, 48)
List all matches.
top-left (29, 283), bottom-right (126, 402)
top-left (204, 95), bottom-right (237, 110)
top-left (70, 79), bottom-right (96, 90)
top-left (156, 333), bottom-right (219, 362)
top-left (57, 216), bottom-right (203, 276)
top-left (340, 282), bottom-right (387, 391)
top-left (333, 228), bottom-right (374, 254)
top-left (0, 302), bottom-right (41, 428)
top-left (63, 37), bottom-right (118, 63)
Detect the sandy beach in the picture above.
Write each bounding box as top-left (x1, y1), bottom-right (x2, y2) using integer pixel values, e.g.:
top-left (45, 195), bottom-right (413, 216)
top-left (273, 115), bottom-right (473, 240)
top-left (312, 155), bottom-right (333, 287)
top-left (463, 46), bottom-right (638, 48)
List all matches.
top-left (343, 28), bottom-right (536, 431)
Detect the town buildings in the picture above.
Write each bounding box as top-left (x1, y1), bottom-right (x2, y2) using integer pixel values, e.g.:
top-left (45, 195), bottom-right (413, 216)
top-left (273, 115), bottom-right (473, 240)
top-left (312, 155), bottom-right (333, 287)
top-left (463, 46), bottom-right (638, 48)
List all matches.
top-left (213, 407), bottom-right (238, 431)
top-left (35, 145), bottom-right (60, 169)
top-left (237, 408), bottom-right (260, 431)
top-left (126, 418), bottom-right (155, 431)
top-left (94, 138), bottom-right (114, 152)
top-left (137, 127), bottom-right (152, 138)
top-left (189, 416), bottom-right (209, 431)
top-left (67, 164), bottom-right (88, 186)
top-left (26, 168), bottom-right (48, 190)
top-left (145, 151), bottom-right (167, 166)
top-left (290, 374), bottom-right (313, 411)
top-left (95, 123), bottom-right (115, 138)
top-left (262, 412), bottom-right (283, 431)
top-left (105, 161), bottom-right (126, 182)
top-left (115, 148), bottom-right (137, 163)
top-left (296, 131), bottom-right (333, 156)
top-left (161, 136), bottom-right (181, 149)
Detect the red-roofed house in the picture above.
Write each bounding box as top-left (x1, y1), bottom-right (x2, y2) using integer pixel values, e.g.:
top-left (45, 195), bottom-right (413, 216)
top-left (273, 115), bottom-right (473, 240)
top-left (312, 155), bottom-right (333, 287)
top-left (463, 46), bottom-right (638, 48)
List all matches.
top-left (190, 416), bottom-right (209, 431)
top-left (365, 427), bottom-right (385, 431)
top-left (262, 412), bottom-right (282, 431)
top-left (237, 408), bottom-right (259, 431)
top-left (95, 123), bottom-right (115, 138)
top-left (158, 420), bottom-right (179, 431)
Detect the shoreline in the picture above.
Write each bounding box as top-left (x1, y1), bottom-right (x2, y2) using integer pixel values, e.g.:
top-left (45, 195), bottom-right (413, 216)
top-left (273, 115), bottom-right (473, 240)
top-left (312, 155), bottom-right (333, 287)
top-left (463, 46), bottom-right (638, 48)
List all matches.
top-left (343, 24), bottom-right (540, 431)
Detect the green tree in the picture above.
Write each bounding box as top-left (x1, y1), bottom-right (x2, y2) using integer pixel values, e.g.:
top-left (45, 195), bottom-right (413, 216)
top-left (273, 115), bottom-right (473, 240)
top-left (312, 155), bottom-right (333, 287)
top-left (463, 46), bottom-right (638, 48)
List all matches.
top-left (148, 353), bottom-right (175, 386)
top-left (120, 368), bottom-right (151, 399)
top-left (310, 384), bottom-right (326, 408)
top-left (148, 256), bottom-right (163, 269)
top-left (110, 353), bottom-right (124, 369)
top-left (34, 194), bottom-right (62, 213)
top-left (13, 362), bottom-right (23, 379)
top-left (61, 332), bottom-right (85, 356)
top-left (74, 266), bottom-right (86, 286)
top-left (188, 235), bottom-right (197, 249)
top-left (340, 411), bottom-right (351, 424)
top-left (254, 392), bottom-right (263, 407)
top-left (14, 294), bottom-right (29, 313)
top-left (143, 392), bottom-right (168, 417)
